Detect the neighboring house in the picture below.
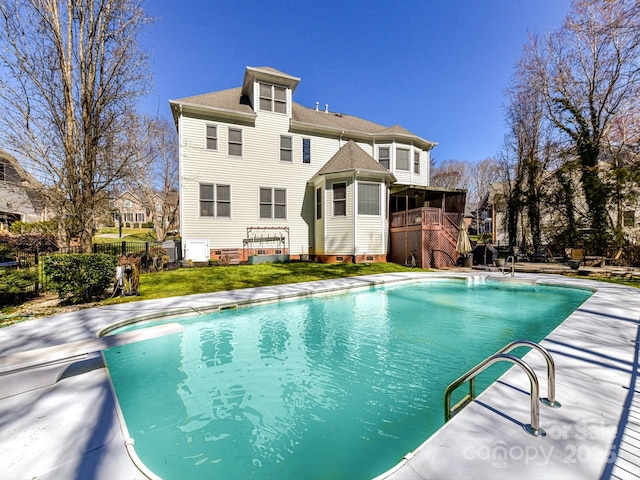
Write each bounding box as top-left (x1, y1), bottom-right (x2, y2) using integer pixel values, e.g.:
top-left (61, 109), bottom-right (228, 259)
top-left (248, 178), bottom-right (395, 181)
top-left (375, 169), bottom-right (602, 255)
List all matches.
top-left (170, 66), bottom-right (465, 266)
top-left (483, 178), bottom-right (640, 249)
top-left (0, 149), bottom-right (44, 230)
top-left (112, 190), bottom-right (150, 228)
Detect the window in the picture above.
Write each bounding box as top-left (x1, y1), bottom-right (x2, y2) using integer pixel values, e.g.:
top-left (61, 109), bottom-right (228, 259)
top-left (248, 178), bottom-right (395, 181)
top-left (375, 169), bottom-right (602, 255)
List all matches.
top-left (623, 210), bottom-right (635, 227)
top-left (303, 138), bottom-right (311, 163)
top-left (200, 184), bottom-right (215, 216)
top-left (280, 136), bottom-right (292, 162)
top-left (124, 212), bottom-right (133, 222)
top-left (414, 151), bottom-right (420, 174)
top-left (228, 128), bottom-right (243, 156)
top-left (0, 162), bottom-right (5, 181)
top-left (333, 182), bottom-right (346, 217)
top-left (260, 187), bottom-right (286, 219)
top-left (358, 183), bottom-right (380, 215)
top-left (135, 213), bottom-right (145, 222)
top-left (216, 184), bottom-right (231, 217)
top-left (206, 125), bottom-right (217, 150)
top-left (200, 183), bottom-right (231, 217)
top-left (123, 200), bottom-right (132, 208)
top-left (316, 187), bottom-right (322, 220)
top-left (378, 147), bottom-right (390, 169)
top-left (259, 83), bottom-right (287, 113)
top-left (396, 148), bottom-right (410, 171)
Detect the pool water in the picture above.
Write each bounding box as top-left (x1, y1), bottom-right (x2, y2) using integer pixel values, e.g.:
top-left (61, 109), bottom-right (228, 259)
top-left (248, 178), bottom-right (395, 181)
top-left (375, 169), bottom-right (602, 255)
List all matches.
top-left (103, 279), bottom-right (591, 480)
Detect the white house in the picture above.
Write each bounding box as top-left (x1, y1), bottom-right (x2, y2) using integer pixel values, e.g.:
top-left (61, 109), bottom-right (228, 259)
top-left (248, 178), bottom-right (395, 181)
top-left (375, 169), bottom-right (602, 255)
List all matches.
top-left (170, 66), bottom-right (463, 265)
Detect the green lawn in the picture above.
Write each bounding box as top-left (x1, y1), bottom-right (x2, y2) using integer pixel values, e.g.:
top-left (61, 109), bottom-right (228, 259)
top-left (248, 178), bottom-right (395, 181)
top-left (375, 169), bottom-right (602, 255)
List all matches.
top-left (103, 261), bottom-right (418, 305)
top-left (94, 227), bottom-right (157, 242)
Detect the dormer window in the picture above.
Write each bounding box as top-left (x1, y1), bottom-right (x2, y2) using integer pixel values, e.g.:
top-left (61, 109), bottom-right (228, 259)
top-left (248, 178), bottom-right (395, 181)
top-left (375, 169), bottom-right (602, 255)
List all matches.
top-left (259, 83), bottom-right (287, 113)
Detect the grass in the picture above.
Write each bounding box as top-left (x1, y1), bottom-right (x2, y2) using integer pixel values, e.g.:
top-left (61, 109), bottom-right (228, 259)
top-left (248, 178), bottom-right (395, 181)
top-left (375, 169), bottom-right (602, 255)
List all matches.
top-left (102, 261), bottom-right (418, 305)
top-left (94, 227), bottom-right (157, 243)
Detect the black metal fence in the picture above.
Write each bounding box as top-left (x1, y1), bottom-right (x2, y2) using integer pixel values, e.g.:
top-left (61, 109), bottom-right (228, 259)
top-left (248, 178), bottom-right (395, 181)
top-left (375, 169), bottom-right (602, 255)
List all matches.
top-left (0, 240), bottom-right (182, 306)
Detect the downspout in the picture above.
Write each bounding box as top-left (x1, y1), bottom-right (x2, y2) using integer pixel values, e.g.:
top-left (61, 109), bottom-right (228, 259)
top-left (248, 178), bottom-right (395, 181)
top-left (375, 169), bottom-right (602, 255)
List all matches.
top-left (353, 170), bottom-right (358, 262)
top-left (177, 104), bottom-right (186, 260)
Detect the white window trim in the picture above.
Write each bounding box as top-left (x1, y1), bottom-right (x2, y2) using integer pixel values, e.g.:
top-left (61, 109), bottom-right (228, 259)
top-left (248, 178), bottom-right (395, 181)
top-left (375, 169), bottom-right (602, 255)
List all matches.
top-left (396, 147), bottom-right (410, 171)
top-left (302, 138), bottom-right (311, 164)
top-left (228, 127), bottom-right (243, 157)
top-left (332, 182), bottom-right (347, 218)
top-left (280, 135), bottom-right (293, 162)
top-left (258, 82), bottom-right (287, 114)
top-left (377, 146), bottom-right (390, 170)
top-left (357, 181), bottom-right (381, 216)
top-left (199, 183), bottom-right (232, 218)
top-left (205, 124), bottom-right (218, 151)
top-left (259, 187), bottom-right (287, 220)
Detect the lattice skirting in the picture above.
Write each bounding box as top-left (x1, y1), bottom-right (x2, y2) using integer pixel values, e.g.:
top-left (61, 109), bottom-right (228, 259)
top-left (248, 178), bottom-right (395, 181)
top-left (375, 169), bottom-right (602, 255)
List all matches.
top-left (390, 228), bottom-right (459, 268)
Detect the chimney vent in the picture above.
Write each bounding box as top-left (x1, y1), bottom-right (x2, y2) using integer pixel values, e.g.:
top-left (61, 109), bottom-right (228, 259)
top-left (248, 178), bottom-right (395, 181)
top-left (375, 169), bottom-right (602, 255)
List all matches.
top-left (324, 104), bottom-right (329, 113)
top-left (315, 102), bottom-right (319, 111)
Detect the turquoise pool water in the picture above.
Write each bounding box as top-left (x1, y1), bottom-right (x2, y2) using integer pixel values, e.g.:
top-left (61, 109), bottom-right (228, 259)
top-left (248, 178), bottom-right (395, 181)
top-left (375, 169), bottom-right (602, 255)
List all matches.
top-left (103, 279), bottom-right (592, 480)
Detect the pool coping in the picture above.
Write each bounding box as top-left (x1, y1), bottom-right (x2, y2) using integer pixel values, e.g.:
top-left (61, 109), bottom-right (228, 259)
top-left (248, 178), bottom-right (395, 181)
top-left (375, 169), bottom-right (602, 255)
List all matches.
top-left (1, 272), bottom-right (639, 479)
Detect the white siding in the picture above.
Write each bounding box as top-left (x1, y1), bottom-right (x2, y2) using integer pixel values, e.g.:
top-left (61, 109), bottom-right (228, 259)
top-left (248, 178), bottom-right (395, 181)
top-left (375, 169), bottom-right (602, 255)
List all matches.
top-left (180, 112), bottom-right (361, 255)
top-left (355, 179), bottom-right (388, 254)
top-left (324, 179), bottom-right (353, 254)
top-left (178, 81), bottom-right (430, 261)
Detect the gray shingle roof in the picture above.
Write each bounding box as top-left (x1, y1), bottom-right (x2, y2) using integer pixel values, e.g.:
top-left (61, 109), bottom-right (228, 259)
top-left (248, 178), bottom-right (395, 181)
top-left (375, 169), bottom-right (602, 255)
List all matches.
top-left (315, 140), bottom-right (396, 182)
top-left (170, 67), bottom-right (436, 148)
top-left (173, 87), bottom-right (254, 115)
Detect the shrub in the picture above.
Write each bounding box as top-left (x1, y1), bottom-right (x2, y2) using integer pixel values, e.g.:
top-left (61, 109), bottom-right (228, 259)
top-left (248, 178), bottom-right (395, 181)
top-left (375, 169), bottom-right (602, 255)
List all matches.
top-left (0, 268), bottom-right (37, 294)
top-left (0, 231), bottom-right (58, 253)
top-left (43, 253), bottom-right (117, 303)
top-left (0, 268), bottom-right (38, 306)
top-left (9, 219), bottom-right (58, 235)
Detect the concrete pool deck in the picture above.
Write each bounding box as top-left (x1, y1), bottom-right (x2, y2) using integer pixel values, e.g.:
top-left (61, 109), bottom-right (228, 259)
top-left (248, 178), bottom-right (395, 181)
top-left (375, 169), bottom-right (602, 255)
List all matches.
top-left (1, 272), bottom-right (639, 479)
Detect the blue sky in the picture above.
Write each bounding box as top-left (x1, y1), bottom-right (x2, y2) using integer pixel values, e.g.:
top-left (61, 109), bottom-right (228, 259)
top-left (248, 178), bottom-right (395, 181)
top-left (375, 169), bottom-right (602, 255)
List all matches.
top-left (140, 0), bottom-right (570, 164)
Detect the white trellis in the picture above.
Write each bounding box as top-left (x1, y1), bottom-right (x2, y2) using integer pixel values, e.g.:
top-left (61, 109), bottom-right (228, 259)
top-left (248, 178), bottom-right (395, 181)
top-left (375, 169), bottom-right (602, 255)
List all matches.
top-left (243, 226), bottom-right (290, 257)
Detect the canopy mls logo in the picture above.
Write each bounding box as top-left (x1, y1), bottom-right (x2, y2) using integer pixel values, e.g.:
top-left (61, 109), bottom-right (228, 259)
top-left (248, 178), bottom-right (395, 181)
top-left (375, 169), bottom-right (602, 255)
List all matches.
top-left (462, 421), bottom-right (617, 469)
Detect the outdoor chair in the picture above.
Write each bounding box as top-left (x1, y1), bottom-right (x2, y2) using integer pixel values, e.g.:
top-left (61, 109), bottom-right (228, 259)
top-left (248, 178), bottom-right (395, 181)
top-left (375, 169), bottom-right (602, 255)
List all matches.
top-left (532, 246), bottom-right (549, 262)
top-left (512, 246), bottom-right (529, 262)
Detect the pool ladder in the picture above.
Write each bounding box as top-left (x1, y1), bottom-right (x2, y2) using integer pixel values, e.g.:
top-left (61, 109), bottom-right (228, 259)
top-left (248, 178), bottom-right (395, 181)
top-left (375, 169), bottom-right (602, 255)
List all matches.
top-left (444, 340), bottom-right (560, 437)
top-left (502, 255), bottom-right (515, 276)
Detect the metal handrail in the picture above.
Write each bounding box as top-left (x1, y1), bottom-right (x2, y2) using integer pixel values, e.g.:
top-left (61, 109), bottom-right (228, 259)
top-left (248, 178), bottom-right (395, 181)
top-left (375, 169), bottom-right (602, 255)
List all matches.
top-left (497, 340), bottom-right (560, 408)
top-left (502, 255), bottom-right (515, 276)
top-left (444, 340), bottom-right (559, 437)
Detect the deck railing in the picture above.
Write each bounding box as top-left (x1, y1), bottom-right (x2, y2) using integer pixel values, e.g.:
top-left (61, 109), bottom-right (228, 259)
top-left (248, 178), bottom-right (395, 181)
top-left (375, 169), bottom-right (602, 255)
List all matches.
top-left (390, 208), bottom-right (462, 235)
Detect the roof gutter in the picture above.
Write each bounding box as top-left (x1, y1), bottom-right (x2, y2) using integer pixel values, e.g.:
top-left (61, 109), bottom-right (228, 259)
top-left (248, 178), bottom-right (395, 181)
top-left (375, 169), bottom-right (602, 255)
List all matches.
top-left (169, 100), bottom-right (257, 125)
top-left (290, 120), bottom-right (437, 150)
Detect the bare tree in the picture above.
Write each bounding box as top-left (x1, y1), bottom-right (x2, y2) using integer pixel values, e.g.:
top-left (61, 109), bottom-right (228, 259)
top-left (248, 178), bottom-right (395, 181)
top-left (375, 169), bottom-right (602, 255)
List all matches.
top-left (502, 44), bottom-right (558, 251)
top-left (0, 0), bottom-right (153, 252)
top-left (430, 159), bottom-right (469, 190)
top-left (524, 0), bottom-right (640, 252)
top-left (128, 116), bottom-right (179, 242)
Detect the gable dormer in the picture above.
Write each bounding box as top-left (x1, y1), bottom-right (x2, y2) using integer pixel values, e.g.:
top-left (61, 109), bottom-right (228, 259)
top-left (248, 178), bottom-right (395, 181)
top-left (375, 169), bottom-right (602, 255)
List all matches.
top-left (241, 66), bottom-right (300, 117)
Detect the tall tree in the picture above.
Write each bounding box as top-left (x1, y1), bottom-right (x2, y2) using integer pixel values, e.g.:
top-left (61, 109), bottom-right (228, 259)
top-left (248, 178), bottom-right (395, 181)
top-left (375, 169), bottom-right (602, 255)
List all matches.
top-left (128, 116), bottom-right (179, 242)
top-left (430, 159), bottom-right (469, 190)
top-left (503, 44), bottom-right (556, 251)
top-left (0, 0), bottom-right (152, 252)
top-left (524, 0), bottom-right (640, 253)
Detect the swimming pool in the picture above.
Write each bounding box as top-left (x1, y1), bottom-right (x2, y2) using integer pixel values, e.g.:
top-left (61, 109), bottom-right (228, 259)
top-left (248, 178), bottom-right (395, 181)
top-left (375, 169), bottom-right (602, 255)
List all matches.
top-left (103, 278), bottom-right (592, 479)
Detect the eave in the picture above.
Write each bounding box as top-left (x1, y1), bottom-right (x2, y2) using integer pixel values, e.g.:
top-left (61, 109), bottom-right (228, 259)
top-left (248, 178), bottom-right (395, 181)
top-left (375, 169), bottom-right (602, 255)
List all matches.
top-left (290, 120), bottom-right (437, 151)
top-left (169, 100), bottom-right (257, 127)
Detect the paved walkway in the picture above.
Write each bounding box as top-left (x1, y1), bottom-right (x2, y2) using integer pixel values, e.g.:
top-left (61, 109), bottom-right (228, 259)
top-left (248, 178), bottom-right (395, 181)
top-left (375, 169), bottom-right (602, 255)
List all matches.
top-left (1, 272), bottom-right (639, 479)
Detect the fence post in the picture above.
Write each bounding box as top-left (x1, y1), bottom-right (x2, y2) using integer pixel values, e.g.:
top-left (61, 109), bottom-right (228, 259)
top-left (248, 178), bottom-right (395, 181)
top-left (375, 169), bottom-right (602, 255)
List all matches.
top-left (34, 251), bottom-right (39, 295)
top-left (121, 241), bottom-right (126, 258)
